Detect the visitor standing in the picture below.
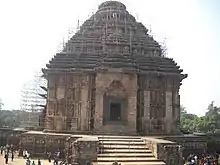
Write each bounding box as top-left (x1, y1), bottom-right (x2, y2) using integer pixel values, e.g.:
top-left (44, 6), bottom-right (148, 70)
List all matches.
top-left (31, 160), bottom-right (36, 165)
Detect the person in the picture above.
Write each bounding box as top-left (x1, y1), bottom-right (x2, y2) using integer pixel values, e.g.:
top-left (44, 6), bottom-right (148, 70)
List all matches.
top-left (0, 146), bottom-right (3, 155)
top-left (24, 149), bottom-right (27, 158)
top-left (32, 160), bottom-right (36, 165)
top-left (26, 158), bottom-right (31, 165)
top-left (4, 153), bottom-right (9, 164)
top-left (11, 151), bottom-right (14, 162)
top-left (26, 152), bottom-right (30, 159)
top-left (54, 158), bottom-right (58, 165)
top-left (18, 148), bottom-right (23, 157)
top-left (37, 159), bottom-right (41, 165)
top-left (57, 151), bottom-right (60, 159)
top-left (48, 152), bottom-right (52, 162)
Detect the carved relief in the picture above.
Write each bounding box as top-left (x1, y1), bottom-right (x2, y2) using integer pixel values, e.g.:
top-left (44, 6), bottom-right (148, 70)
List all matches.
top-left (105, 80), bottom-right (127, 97)
top-left (55, 117), bottom-right (64, 130)
top-left (123, 46), bottom-right (129, 53)
top-left (56, 87), bottom-right (65, 100)
top-left (48, 88), bottom-right (56, 99)
top-left (46, 117), bottom-right (54, 130)
top-left (150, 91), bottom-right (165, 119)
top-left (47, 101), bottom-right (56, 115)
top-left (58, 75), bottom-right (66, 86)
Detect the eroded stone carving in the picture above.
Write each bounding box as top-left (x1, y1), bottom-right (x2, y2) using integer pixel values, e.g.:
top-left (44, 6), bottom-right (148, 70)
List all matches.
top-left (105, 80), bottom-right (127, 97)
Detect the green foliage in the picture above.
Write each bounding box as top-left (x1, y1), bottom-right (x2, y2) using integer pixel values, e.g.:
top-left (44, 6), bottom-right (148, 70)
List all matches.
top-left (0, 98), bottom-right (3, 110)
top-left (180, 101), bottom-right (220, 133)
top-left (0, 110), bottom-right (41, 128)
top-left (0, 110), bottom-right (20, 128)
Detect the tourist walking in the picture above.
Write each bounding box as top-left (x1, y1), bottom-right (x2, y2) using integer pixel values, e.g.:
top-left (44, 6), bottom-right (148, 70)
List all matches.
top-left (48, 152), bottom-right (52, 162)
top-left (26, 158), bottom-right (31, 165)
top-left (26, 152), bottom-right (30, 159)
top-left (37, 159), bottom-right (41, 165)
top-left (11, 151), bottom-right (14, 162)
top-left (4, 153), bottom-right (8, 164)
top-left (0, 146), bottom-right (3, 155)
top-left (54, 158), bottom-right (58, 165)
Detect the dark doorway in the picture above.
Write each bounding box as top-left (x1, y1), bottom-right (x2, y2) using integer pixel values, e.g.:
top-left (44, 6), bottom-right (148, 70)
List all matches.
top-left (110, 103), bottom-right (121, 121)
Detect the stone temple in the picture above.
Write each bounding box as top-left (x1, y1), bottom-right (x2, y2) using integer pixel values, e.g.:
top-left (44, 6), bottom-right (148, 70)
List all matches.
top-left (20, 2), bottom-right (209, 165)
top-left (42, 1), bottom-right (187, 136)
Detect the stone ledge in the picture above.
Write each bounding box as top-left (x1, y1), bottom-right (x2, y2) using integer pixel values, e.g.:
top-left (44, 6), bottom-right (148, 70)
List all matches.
top-left (142, 137), bottom-right (183, 165)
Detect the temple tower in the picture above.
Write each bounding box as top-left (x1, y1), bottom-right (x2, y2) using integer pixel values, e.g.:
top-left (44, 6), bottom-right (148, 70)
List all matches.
top-left (42, 1), bottom-right (187, 135)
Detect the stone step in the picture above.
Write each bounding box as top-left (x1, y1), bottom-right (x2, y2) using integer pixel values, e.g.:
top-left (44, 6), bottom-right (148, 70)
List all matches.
top-left (99, 136), bottom-right (142, 140)
top-left (99, 138), bottom-right (144, 142)
top-left (102, 145), bottom-right (147, 149)
top-left (100, 149), bottom-right (152, 153)
top-left (93, 161), bottom-right (165, 165)
top-left (100, 141), bottom-right (145, 145)
top-left (97, 157), bottom-right (159, 162)
top-left (98, 153), bottom-right (154, 157)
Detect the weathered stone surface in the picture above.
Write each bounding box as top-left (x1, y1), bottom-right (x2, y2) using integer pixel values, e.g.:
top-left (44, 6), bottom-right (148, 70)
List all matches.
top-left (20, 131), bottom-right (86, 158)
top-left (41, 1), bottom-right (187, 135)
top-left (65, 136), bottom-right (99, 164)
top-left (143, 138), bottom-right (183, 165)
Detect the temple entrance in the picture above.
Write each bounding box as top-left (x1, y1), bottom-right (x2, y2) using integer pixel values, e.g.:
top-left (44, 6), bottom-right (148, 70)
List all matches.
top-left (110, 103), bottom-right (121, 121)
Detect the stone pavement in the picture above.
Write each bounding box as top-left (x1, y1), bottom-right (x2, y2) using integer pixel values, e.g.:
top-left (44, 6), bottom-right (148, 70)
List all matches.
top-left (0, 155), bottom-right (52, 165)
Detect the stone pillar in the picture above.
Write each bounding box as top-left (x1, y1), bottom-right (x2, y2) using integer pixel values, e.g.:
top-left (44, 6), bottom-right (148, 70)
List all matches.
top-left (127, 89), bottom-right (137, 134)
top-left (165, 91), bottom-right (173, 134)
top-left (80, 85), bottom-right (89, 131)
top-left (94, 88), bottom-right (104, 132)
top-left (173, 90), bottom-right (179, 121)
top-left (163, 145), bottom-right (183, 165)
top-left (73, 137), bottom-right (99, 164)
top-left (144, 90), bottom-right (151, 133)
top-left (54, 116), bottom-right (65, 131)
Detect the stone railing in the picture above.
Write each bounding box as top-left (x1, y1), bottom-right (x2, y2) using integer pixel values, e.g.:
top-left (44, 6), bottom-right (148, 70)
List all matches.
top-left (143, 137), bottom-right (184, 165)
top-left (69, 136), bottom-right (99, 165)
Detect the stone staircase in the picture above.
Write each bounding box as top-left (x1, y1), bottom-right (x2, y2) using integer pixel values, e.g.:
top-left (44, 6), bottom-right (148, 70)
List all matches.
top-left (95, 136), bottom-right (165, 165)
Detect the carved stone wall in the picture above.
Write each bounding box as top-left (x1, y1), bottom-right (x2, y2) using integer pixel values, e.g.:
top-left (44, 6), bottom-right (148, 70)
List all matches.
top-left (137, 75), bottom-right (181, 135)
top-left (144, 138), bottom-right (183, 165)
top-left (165, 91), bottom-right (172, 134)
top-left (94, 70), bottom-right (137, 135)
top-left (45, 73), bottom-right (95, 132)
top-left (64, 136), bottom-right (99, 164)
top-left (45, 72), bottom-right (181, 135)
top-left (20, 132), bottom-right (72, 157)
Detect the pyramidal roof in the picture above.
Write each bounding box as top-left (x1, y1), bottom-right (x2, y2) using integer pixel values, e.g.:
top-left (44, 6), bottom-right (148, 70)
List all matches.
top-left (43, 1), bottom-right (187, 80)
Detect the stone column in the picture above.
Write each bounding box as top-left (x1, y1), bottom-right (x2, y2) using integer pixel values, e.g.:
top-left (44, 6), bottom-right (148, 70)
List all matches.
top-left (144, 90), bottom-right (151, 134)
top-left (165, 91), bottom-right (173, 134)
top-left (173, 90), bottom-right (179, 121)
top-left (94, 88), bottom-right (104, 132)
top-left (127, 89), bottom-right (137, 135)
top-left (80, 85), bottom-right (89, 131)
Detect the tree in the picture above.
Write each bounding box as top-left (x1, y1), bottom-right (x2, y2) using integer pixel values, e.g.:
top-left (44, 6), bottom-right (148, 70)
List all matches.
top-left (180, 102), bottom-right (220, 133)
top-left (180, 106), bottom-right (198, 132)
top-left (0, 98), bottom-right (3, 111)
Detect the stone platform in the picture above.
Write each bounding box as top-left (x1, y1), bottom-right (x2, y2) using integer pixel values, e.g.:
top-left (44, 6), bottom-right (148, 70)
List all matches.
top-left (19, 131), bottom-right (207, 165)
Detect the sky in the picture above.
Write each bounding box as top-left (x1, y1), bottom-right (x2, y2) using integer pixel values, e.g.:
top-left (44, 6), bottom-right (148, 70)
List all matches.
top-left (0, 0), bottom-right (219, 116)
